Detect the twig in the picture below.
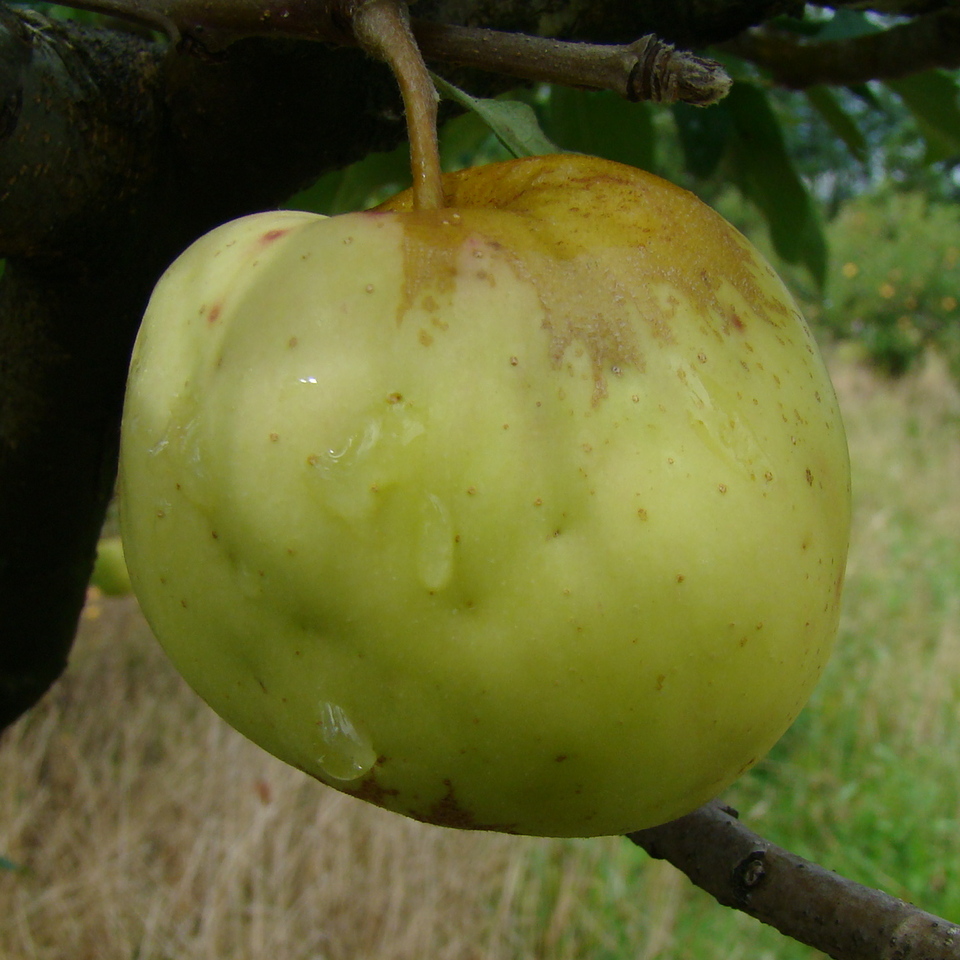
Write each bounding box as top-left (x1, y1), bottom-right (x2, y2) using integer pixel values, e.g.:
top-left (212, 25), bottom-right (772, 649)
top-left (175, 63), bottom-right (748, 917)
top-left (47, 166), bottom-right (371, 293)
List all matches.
top-left (411, 23), bottom-right (731, 106)
top-left (629, 801), bottom-right (960, 960)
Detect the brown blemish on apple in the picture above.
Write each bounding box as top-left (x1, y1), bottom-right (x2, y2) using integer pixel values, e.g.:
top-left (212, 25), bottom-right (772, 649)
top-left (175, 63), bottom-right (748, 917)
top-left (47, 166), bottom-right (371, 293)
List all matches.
top-left (337, 771), bottom-right (401, 808)
top-left (388, 212), bottom-right (463, 324)
top-left (378, 155), bottom-right (794, 405)
top-left (260, 228), bottom-right (290, 244)
top-left (206, 302), bottom-right (222, 324)
top-left (404, 779), bottom-right (518, 833)
top-left (727, 311), bottom-right (746, 332)
top-left (735, 757), bottom-right (759, 777)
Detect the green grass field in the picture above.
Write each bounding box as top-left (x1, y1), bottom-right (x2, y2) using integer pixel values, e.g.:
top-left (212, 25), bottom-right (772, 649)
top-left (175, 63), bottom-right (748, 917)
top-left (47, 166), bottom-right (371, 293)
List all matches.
top-left (1, 350), bottom-right (958, 960)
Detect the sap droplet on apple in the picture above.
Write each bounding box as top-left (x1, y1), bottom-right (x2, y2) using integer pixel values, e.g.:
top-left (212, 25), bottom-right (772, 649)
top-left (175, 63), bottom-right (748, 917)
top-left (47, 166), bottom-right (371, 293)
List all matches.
top-left (315, 701), bottom-right (376, 782)
top-left (680, 363), bottom-right (772, 476)
top-left (304, 419), bottom-right (383, 521)
top-left (315, 418), bottom-right (382, 474)
top-left (163, 394), bottom-right (215, 507)
top-left (417, 493), bottom-right (455, 592)
top-left (305, 405), bottom-right (427, 521)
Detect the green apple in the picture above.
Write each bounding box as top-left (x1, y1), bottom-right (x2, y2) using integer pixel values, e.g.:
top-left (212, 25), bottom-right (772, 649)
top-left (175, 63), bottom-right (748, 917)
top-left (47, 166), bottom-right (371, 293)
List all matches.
top-left (91, 535), bottom-right (133, 596)
top-left (119, 154), bottom-right (850, 837)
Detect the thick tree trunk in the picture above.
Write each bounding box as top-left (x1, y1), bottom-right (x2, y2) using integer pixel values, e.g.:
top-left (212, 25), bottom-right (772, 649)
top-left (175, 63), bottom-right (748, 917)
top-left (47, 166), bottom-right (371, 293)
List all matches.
top-left (0, 17), bottom-right (409, 728)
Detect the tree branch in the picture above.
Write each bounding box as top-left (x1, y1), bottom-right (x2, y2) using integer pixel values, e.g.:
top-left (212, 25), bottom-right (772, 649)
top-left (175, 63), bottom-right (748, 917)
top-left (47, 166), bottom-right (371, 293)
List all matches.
top-left (44, 0), bottom-right (732, 105)
top-left (629, 801), bottom-right (960, 960)
top-left (723, 8), bottom-right (960, 89)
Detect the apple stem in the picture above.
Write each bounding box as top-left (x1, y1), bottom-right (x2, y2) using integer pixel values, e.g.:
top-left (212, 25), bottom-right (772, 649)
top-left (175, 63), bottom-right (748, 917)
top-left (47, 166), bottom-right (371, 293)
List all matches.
top-left (352, 0), bottom-right (444, 211)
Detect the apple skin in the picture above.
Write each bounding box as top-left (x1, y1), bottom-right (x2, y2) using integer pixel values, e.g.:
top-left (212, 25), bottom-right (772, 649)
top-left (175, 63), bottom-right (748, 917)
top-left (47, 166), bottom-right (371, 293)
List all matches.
top-left (119, 154), bottom-right (850, 837)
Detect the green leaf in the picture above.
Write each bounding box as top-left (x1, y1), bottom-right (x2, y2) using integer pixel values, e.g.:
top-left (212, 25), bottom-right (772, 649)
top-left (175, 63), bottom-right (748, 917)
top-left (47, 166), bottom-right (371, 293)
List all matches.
top-left (724, 83), bottom-right (828, 286)
top-left (886, 72), bottom-right (960, 163)
top-left (438, 110), bottom-right (506, 171)
top-left (536, 86), bottom-right (655, 171)
top-left (431, 75), bottom-right (561, 158)
top-left (284, 143), bottom-right (412, 214)
top-left (766, 14), bottom-right (824, 38)
top-left (805, 86), bottom-right (868, 163)
top-left (708, 50), bottom-right (761, 83)
top-left (845, 83), bottom-right (882, 110)
top-left (672, 100), bottom-right (731, 179)
top-left (818, 8), bottom-right (879, 41)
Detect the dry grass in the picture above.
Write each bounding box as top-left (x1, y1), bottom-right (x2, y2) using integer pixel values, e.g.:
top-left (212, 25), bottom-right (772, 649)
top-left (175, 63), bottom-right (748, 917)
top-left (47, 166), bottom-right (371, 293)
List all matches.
top-left (3, 592), bottom-right (673, 959)
top-left (2, 352), bottom-right (959, 959)
top-left (829, 350), bottom-right (960, 752)
top-left (0, 598), bottom-right (596, 960)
